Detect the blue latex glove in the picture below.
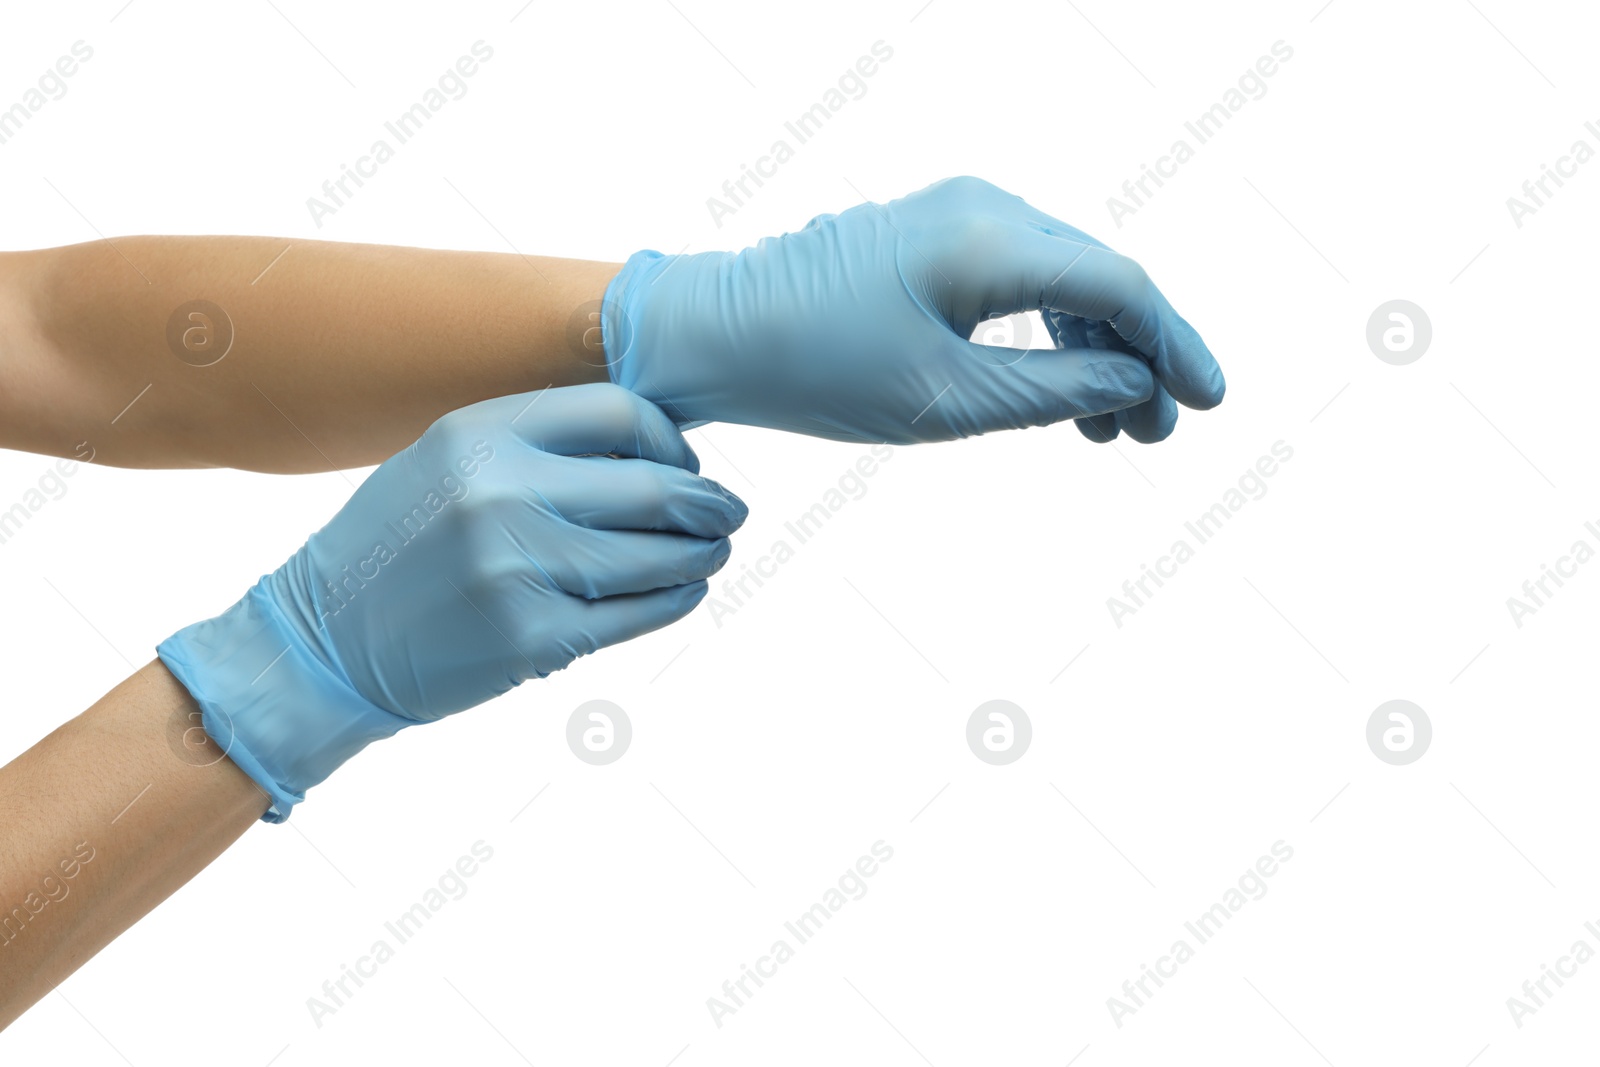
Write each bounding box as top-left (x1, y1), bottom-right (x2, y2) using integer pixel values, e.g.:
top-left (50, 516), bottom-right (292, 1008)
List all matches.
top-left (157, 384), bottom-right (746, 822)
top-left (602, 175), bottom-right (1223, 444)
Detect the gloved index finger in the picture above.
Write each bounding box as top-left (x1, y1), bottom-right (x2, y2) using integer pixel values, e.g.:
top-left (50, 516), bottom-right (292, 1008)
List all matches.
top-left (1022, 230), bottom-right (1225, 412)
top-left (498, 382), bottom-right (701, 472)
top-left (548, 457), bottom-right (747, 538)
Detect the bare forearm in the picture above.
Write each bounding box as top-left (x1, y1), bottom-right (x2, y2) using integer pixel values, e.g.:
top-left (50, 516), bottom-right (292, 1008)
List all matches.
top-left (0, 239), bottom-right (616, 471)
top-left (0, 660), bottom-right (265, 1028)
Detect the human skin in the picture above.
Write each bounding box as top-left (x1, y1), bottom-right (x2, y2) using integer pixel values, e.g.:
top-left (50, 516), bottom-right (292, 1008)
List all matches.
top-left (0, 382), bottom-right (738, 1030)
top-left (0, 660), bottom-right (265, 1030)
top-left (0, 238), bottom-right (618, 472)
top-left (0, 238), bottom-right (604, 1025)
top-left (0, 183), bottom-right (1217, 1032)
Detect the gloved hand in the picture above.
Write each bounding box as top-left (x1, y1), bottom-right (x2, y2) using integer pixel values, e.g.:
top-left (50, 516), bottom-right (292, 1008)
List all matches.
top-left (602, 175), bottom-right (1224, 445)
top-left (157, 383), bottom-right (746, 821)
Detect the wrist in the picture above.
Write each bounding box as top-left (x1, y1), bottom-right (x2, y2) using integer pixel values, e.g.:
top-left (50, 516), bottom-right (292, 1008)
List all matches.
top-left (602, 248), bottom-right (729, 429)
top-left (157, 579), bottom-right (410, 822)
top-left (599, 249), bottom-right (663, 387)
top-left (543, 257), bottom-right (624, 383)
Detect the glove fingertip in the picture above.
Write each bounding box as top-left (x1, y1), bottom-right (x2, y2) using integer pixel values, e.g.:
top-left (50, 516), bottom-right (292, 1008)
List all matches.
top-left (679, 437), bottom-right (703, 475)
top-left (678, 579), bottom-right (710, 612)
top-left (1092, 357), bottom-right (1155, 406)
top-left (1076, 413), bottom-right (1120, 443)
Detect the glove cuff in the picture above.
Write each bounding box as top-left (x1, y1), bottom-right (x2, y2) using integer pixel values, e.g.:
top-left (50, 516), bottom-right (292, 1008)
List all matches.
top-left (602, 248), bottom-right (718, 431)
top-left (600, 248), bottom-right (664, 393)
top-left (157, 579), bottom-right (411, 823)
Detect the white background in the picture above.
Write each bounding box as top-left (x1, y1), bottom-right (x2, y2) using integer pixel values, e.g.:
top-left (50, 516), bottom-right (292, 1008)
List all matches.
top-left (2, 0), bottom-right (1597, 1063)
